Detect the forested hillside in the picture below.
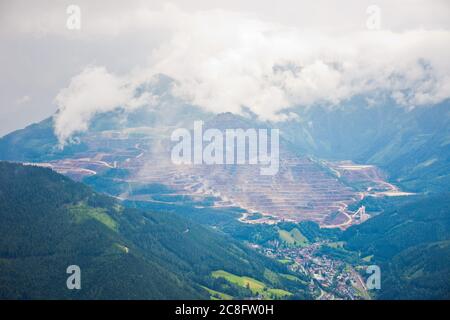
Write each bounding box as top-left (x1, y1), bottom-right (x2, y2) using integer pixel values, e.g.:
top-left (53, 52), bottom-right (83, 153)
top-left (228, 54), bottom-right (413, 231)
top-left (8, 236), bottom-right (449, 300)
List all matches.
top-left (342, 194), bottom-right (450, 299)
top-left (0, 162), bottom-right (309, 299)
top-left (284, 101), bottom-right (450, 193)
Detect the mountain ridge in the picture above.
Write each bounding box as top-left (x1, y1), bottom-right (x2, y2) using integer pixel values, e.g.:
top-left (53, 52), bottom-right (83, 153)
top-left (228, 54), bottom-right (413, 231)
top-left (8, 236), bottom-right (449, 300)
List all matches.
top-left (0, 161), bottom-right (310, 299)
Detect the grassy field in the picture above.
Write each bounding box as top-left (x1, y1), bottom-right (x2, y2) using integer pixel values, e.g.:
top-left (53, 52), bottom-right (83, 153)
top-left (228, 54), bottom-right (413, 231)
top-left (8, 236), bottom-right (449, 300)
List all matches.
top-left (266, 288), bottom-right (292, 297)
top-left (212, 270), bottom-right (265, 291)
top-left (278, 259), bottom-right (292, 264)
top-left (279, 273), bottom-right (309, 285)
top-left (69, 203), bottom-right (118, 231)
top-left (211, 270), bottom-right (292, 299)
top-left (202, 286), bottom-right (233, 300)
top-left (327, 241), bottom-right (346, 249)
top-left (278, 228), bottom-right (308, 247)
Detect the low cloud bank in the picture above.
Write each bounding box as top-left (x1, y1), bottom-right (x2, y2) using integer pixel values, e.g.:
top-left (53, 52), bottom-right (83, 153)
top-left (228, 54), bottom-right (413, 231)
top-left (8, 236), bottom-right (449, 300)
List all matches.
top-left (53, 6), bottom-right (450, 145)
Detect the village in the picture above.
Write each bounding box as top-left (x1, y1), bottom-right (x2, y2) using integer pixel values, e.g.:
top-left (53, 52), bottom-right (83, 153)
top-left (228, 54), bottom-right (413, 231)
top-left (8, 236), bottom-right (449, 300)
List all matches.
top-left (253, 241), bottom-right (370, 300)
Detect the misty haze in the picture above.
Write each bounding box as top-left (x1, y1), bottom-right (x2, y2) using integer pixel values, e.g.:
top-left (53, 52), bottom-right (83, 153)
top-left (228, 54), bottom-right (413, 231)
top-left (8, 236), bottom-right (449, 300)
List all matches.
top-left (0, 0), bottom-right (449, 306)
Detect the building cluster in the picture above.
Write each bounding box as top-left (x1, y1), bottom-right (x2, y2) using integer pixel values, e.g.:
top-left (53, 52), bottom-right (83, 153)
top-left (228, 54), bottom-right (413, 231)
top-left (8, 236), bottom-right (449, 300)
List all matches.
top-left (257, 242), bottom-right (366, 300)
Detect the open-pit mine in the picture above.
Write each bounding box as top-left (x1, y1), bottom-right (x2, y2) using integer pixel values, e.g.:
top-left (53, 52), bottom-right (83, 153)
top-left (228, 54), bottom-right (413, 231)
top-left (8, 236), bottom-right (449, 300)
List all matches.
top-left (24, 126), bottom-right (413, 229)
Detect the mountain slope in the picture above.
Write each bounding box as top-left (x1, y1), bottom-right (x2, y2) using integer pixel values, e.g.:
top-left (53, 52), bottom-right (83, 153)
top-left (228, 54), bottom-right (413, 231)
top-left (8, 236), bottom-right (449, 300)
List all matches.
top-left (342, 194), bottom-right (450, 299)
top-left (2, 99), bottom-right (448, 194)
top-left (0, 118), bottom-right (88, 162)
top-left (283, 100), bottom-right (450, 192)
top-left (0, 161), bottom-right (309, 299)
top-left (380, 240), bottom-right (450, 299)
top-left (0, 161), bottom-right (204, 299)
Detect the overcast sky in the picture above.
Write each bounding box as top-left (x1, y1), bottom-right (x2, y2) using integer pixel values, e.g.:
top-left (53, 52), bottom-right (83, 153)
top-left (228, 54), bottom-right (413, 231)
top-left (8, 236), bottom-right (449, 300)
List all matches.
top-left (1, 0), bottom-right (450, 139)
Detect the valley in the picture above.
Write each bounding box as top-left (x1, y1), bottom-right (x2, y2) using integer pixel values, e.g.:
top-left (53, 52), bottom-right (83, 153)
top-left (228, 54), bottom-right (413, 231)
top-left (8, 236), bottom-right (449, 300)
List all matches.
top-left (0, 103), bottom-right (447, 300)
top-left (1, 1), bottom-right (449, 302)
top-left (14, 129), bottom-right (413, 300)
top-left (255, 241), bottom-right (371, 300)
top-left (24, 128), bottom-right (412, 230)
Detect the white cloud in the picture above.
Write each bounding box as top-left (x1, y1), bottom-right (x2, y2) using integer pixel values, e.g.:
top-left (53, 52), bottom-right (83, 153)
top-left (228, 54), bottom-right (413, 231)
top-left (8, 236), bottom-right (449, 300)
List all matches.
top-left (27, 3), bottom-right (449, 144)
top-left (152, 20), bottom-right (450, 116)
top-left (53, 66), bottom-right (156, 146)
